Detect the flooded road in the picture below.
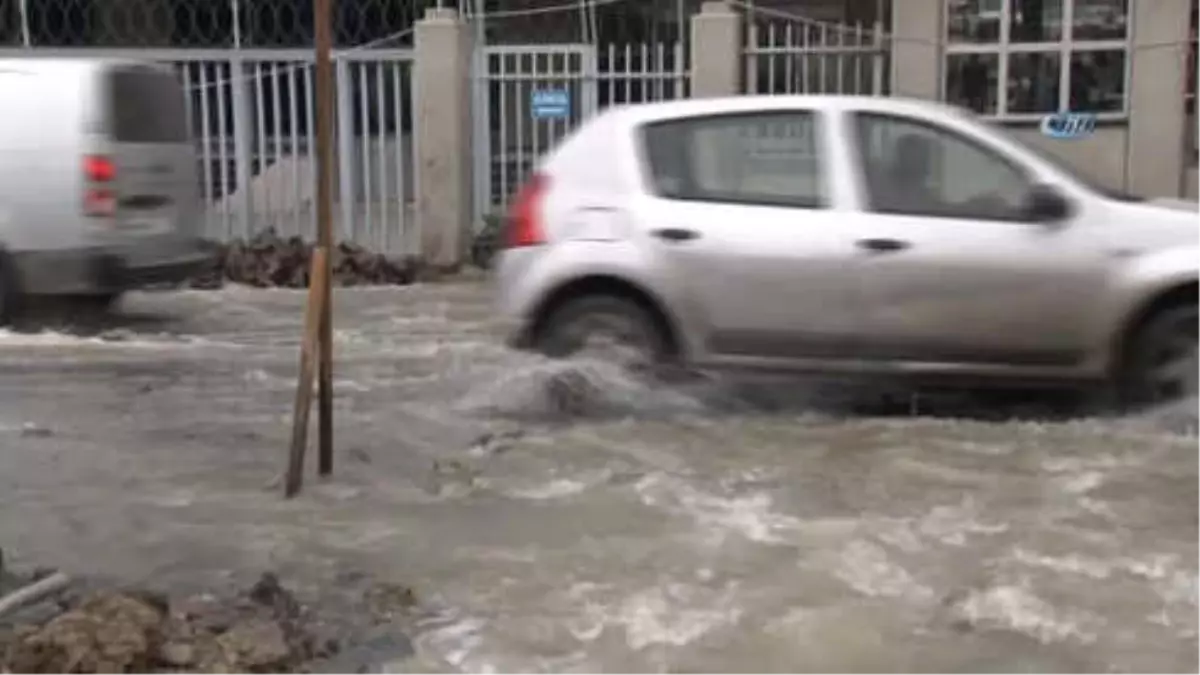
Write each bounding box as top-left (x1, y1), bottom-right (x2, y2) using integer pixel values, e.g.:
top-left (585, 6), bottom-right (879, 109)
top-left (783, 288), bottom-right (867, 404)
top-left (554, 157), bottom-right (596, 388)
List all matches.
top-left (0, 281), bottom-right (1195, 672)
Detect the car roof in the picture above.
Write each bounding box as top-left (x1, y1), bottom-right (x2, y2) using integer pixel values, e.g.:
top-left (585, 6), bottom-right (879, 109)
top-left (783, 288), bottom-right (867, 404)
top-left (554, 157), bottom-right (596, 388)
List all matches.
top-left (596, 94), bottom-right (967, 128)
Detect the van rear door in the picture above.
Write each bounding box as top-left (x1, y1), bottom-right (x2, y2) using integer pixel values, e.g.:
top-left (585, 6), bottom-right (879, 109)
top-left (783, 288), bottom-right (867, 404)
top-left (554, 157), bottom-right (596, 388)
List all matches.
top-left (101, 64), bottom-right (198, 237)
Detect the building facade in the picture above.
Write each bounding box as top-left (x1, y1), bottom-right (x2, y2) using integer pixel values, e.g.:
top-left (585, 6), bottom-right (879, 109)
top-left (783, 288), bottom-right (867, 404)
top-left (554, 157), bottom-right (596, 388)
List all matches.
top-left (893, 0), bottom-right (1197, 199)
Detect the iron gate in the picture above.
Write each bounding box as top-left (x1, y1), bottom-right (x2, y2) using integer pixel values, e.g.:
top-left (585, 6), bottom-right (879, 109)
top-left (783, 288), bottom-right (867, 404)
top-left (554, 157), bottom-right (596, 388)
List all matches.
top-left (472, 43), bottom-right (598, 227)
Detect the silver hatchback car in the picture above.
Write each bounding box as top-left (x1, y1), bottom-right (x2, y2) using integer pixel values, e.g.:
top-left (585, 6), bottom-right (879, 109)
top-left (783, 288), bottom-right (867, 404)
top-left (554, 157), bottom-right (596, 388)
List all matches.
top-left (493, 95), bottom-right (1199, 407)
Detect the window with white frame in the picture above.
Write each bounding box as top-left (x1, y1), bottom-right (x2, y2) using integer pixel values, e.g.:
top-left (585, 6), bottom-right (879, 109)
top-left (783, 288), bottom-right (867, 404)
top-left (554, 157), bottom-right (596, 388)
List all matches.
top-left (944, 0), bottom-right (1130, 119)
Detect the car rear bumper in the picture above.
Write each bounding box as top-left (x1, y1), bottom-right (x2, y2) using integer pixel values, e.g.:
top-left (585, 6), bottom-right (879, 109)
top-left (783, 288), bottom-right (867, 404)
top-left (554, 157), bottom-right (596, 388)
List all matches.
top-left (12, 236), bottom-right (216, 295)
top-left (493, 246), bottom-right (546, 350)
top-left (92, 242), bottom-right (215, 291)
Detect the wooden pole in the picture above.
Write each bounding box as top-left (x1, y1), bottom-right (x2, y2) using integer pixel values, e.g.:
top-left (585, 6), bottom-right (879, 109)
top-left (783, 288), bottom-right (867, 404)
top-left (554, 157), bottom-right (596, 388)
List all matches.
top-left (314, 0), bottom-right (335, 477)
top-left (285, 249), bottom-right (329, 498)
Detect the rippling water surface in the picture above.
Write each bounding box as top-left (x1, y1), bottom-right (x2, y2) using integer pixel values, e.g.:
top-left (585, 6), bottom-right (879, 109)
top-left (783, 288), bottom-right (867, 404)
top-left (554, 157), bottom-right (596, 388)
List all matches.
top-left (0, 283), bottom-right (1194, 673)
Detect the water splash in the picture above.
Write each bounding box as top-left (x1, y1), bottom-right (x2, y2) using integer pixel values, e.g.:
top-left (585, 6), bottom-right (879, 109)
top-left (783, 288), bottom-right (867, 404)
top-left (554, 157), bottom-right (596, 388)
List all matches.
top-left (1128, 396), bottom-right (1198, 436)
top-left (454, 356), bottom-right (709, 420)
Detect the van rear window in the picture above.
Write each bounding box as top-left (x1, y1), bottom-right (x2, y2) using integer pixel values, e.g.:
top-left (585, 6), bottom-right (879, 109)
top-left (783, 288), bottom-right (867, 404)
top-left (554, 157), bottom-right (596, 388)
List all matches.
top-left (106, 67), bottom-right (189, 143)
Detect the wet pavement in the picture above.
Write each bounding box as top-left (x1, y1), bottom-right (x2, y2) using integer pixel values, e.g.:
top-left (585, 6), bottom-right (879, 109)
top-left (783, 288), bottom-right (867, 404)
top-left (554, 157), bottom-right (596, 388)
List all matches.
top-left (0, 281), bottom-right (1195, 673)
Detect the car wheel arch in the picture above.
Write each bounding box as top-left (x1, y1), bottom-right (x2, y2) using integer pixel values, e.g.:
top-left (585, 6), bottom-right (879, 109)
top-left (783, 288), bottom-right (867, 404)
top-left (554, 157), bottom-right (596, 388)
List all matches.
top-left (1110, 280), bottom-right (1199, 372)
top-left (528, 274), bottom-right (684, 359)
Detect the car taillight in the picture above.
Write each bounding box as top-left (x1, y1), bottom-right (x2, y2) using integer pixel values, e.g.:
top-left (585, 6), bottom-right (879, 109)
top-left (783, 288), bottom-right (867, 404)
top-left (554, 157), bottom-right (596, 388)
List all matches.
top-left (83, 155), bottom-right (116, 217)
top-left (505, 173), bottom-right (548, 248)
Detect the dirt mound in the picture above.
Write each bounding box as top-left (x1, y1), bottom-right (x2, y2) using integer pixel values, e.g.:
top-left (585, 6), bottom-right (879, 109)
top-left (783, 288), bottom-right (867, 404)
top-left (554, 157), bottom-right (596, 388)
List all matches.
top-left (1, 573), bottom-right (336, 673)
top-left (189, 229), bottom-right (427, 290)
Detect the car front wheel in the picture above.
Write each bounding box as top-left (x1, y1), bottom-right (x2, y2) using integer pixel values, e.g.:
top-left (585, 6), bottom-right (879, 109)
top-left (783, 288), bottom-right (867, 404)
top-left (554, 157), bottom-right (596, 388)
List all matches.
top-left (533, 294), bottom-right (669, 372)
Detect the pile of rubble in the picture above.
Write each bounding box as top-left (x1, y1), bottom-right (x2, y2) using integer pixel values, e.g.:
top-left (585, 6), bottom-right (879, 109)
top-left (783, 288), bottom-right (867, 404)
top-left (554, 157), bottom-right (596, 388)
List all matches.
top-left (470, 213), bottom-right (503, 270)
top-left (189, 229), bottom-right (427, 289)
top-left (0, 561), bottom-right (339, 673)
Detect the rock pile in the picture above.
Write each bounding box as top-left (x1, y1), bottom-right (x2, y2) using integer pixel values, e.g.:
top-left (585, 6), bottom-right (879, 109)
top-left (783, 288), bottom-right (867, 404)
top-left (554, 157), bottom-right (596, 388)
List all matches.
top-left (0, 571), bottom-right (335, 674)
top-left (470, 213), bottom-right (504, 270)
top-left (0, 548), bottom-right (425, 674)
top-left (189, 229), bottom-right (425, 290)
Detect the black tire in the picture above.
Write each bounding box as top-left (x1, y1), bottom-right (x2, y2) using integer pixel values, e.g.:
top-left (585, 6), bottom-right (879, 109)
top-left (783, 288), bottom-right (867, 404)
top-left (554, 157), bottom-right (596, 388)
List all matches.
top-left (1117, 304), bottom-right (1198, 409)
top-left (0, 252), bottom-right (20, 326)
top-left (533, 294), bottom-right (670, 371)
top-left (81, 292), bottom-right (122, 312)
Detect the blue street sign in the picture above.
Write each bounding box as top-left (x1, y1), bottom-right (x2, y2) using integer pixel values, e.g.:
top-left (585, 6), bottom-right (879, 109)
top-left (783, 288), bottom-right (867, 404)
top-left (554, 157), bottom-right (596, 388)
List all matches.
top-left (531, 89), bottom-right (570, 120)
top-left (1040, 112), bottom-right (1097, 140)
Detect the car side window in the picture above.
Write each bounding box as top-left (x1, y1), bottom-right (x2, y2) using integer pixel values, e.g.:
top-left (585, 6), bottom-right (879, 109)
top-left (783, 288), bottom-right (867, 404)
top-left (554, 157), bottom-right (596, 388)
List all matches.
top-left (852, 112), bottom-right (1034, 221)
top-left (641, 111), bottom-right (826, 209)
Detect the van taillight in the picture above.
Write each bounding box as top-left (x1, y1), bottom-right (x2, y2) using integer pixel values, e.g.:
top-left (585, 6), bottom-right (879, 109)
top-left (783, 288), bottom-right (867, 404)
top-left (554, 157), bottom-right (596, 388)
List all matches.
top-left (505, 173), bottom-right (548, 248)
top-left (83, 155), bottom-right (116, 217)
top-left (84, 155), bottom-right (115, 183)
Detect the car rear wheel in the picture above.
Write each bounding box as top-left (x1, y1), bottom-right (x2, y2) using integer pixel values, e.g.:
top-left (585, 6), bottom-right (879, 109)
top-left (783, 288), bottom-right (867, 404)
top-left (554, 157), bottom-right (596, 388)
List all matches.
top-left (534, 295), bottom-right (669, 372)
top-left (1118, 304), bottom-right (1198, 408)
top-left (82, 292), bottom-right (122, 312)
top-left (59, 293), bottom-right (121, 317)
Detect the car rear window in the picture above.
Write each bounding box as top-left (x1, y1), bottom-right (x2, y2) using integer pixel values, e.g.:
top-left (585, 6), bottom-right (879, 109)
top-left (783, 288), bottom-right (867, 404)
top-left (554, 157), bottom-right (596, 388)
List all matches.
top-left (106, 67), bottom-right (189, 143)
top-left (640, 111), bottom-right (826, 208)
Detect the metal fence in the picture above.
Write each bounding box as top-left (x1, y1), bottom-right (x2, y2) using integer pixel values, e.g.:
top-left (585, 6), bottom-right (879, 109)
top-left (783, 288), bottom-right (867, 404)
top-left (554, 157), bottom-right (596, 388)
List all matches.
top-left (2, 0), bottom-right (700, 248)
top-left (0, 0), bottom-right (911, 251)
top-left (463, 0), bottom-right (694, 222)
top-left (474, 39), bottom-right (689, 222)
top-left (1, 0), bottom-right (699, 49)
top-left (0, 0), bottom-right (441, 48)
top-left (474, 44), bottom-right (595, 224)
top-left (178, 50), bottom-right (417, 252)
top-left (0, 0), bottom-right (424, 252)
top-left (742, 7), bottom-right (889, 96)
top-left (0, 47), bottom-right (418, 252)
top-left (598, 40), bottom-right (690, 106)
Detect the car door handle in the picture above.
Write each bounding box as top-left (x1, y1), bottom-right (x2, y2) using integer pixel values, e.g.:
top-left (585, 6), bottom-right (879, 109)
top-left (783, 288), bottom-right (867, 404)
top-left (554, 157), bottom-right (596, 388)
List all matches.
top-left (856, 238), bottom-right (911, 253)
top-left (650, 227), bottom-right (700, 243)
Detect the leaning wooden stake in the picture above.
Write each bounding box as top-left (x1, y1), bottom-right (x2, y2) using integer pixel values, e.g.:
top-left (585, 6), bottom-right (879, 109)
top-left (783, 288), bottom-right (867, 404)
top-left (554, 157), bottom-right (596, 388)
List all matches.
top-left (285, 248), bottom-right (329, 499)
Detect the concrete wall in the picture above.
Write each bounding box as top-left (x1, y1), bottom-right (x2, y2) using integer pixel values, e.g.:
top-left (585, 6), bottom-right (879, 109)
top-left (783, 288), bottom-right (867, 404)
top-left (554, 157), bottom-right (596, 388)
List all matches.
top-left (1126, 0), bottom-right (1193, 198)
top-left (1185, 166), bottom-right (1199, 200)
top-left (414, 7), bottom-right (474, 268)
top-left (889, 0), bottom-right (942, 100)
top-left (690, 2), bottom-right (741, 97)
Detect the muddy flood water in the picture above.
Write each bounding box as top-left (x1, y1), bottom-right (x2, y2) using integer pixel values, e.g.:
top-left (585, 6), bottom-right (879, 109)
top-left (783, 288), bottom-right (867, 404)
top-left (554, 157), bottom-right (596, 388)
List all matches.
top-left (0, 281), bottom-right (1195, 673)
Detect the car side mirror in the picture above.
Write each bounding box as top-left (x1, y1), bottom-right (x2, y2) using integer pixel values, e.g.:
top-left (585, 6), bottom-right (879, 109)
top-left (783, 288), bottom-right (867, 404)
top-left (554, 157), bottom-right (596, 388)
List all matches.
top-left (1023, 184), bottom-right (1073, 224)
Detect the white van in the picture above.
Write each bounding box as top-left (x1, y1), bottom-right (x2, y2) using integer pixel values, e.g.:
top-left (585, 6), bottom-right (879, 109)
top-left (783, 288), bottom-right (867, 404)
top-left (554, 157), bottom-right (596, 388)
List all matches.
top-left (0, 58), bottom-right (212, 319)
